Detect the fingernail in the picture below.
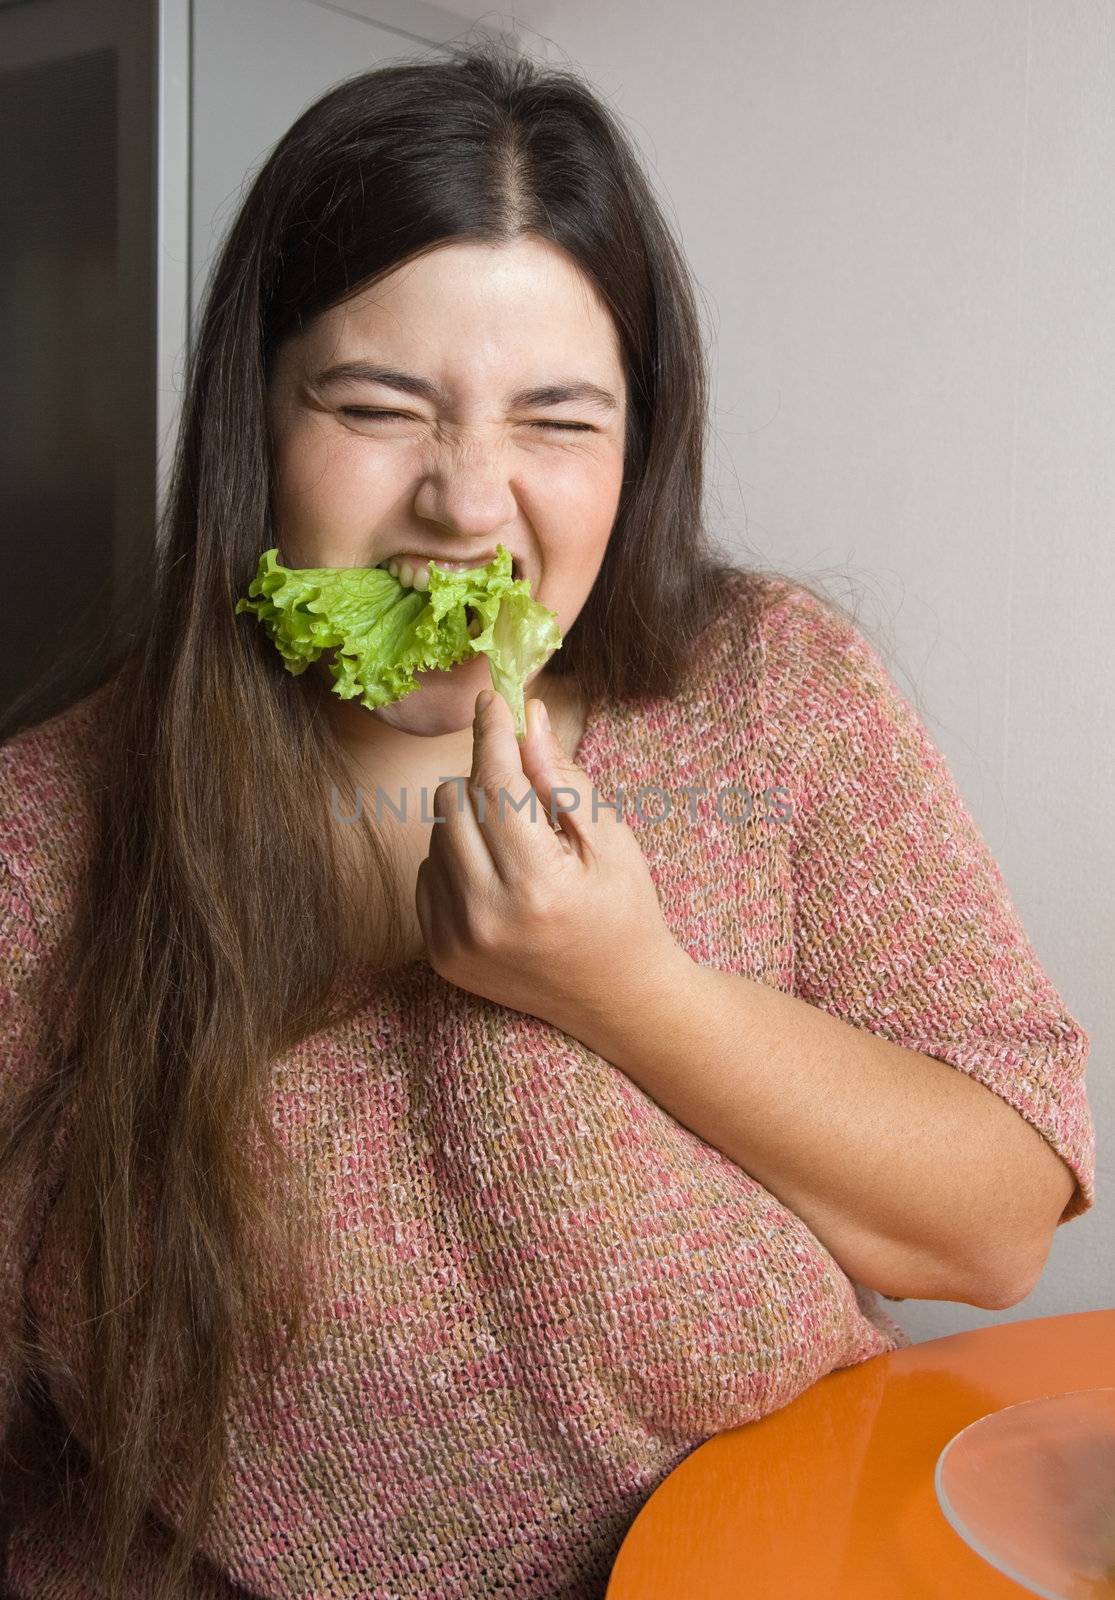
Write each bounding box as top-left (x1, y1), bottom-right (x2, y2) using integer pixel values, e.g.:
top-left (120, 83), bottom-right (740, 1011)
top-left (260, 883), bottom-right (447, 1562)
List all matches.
top-left (475, 689), bottom-right (495, 715)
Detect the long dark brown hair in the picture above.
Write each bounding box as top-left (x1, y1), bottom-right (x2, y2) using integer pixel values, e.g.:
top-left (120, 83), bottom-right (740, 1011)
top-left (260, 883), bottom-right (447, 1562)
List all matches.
top-left (0, 34), bottom-right (856, 1598)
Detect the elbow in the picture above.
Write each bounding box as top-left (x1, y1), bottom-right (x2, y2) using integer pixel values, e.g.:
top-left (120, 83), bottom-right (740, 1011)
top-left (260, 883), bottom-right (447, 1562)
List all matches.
top-left (961, 1248), bottom-right (1045, 1312)
top-left (964, 1273), bottom-right (1037, 1311)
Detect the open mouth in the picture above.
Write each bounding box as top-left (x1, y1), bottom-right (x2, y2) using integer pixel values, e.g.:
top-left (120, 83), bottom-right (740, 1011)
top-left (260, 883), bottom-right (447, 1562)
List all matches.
top-left (376, 554), bottom-right (522, 592)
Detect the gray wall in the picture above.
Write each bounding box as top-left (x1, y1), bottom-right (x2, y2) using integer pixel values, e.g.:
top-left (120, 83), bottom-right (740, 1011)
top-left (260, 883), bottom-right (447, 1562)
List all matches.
top-left (435, 0), bottom-right (1114, 1343)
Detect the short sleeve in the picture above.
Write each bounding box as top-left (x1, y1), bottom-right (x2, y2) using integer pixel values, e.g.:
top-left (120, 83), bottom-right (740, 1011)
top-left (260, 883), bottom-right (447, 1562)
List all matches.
top-left (0, 858), bottom-right (55, 1449)
top-left (761, 587), bottom-right (1096, 1234)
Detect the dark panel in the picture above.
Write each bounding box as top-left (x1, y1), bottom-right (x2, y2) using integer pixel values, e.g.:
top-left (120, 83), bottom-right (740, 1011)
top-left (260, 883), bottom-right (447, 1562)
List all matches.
top-left (0, 47), bottom-right (117, 724)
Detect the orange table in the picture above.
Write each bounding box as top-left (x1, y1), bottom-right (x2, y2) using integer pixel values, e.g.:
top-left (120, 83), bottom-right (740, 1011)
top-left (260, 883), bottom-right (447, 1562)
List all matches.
top-left (606, 1308), bottom-right (1115, 1598)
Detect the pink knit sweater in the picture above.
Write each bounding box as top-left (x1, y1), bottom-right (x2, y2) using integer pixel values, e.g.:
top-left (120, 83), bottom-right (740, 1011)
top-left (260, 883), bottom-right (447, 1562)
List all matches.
top-left (0, 574), bottom-right (1095, 1598)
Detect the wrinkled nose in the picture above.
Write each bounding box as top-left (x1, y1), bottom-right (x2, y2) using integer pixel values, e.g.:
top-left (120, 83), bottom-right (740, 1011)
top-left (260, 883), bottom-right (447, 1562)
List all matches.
top-left (411, 448), bottom-right (519, 546)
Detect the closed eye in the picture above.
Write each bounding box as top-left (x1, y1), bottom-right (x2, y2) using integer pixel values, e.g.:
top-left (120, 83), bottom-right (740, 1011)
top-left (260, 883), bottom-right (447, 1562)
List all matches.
top-left (338, 408), bottom-right (594, 433)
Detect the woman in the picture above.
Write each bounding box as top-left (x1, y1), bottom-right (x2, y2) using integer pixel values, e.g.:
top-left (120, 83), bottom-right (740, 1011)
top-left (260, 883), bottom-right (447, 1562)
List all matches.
top-left (0, 37), bottom-right (1095, 1600)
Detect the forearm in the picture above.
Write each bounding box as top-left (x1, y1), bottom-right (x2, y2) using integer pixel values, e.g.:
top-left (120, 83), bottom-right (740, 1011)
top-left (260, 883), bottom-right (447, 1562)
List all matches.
top-left (573, 944), bottom-right (1039, 1306)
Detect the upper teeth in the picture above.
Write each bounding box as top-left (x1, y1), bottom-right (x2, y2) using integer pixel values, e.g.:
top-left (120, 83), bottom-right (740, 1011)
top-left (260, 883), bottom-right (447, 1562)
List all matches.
top-left (381, 557), bottom-right (431, 591)
top-left (377, 555), bottom-right (510, 592)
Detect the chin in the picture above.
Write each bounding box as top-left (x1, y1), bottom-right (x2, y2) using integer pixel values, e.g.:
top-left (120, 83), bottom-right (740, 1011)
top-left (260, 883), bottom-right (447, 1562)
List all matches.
top-left (369, 660), bottom-right (490, 736)
top-left (370, 703), bottom-right (474, 738)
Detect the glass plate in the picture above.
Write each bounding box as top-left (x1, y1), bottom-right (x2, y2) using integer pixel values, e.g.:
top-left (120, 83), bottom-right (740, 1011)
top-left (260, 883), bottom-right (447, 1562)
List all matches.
top-left (935, 1387), bottom-right (1115, 1599)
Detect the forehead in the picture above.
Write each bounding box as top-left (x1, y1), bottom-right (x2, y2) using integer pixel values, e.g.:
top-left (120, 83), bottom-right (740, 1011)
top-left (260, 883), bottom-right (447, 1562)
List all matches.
top-left (284, 236), bottom-right (626, 394)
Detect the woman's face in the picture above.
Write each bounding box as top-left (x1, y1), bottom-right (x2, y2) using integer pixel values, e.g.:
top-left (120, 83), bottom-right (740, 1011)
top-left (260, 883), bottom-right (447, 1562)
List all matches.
top-left (265, 234), bottom-right (628, 740)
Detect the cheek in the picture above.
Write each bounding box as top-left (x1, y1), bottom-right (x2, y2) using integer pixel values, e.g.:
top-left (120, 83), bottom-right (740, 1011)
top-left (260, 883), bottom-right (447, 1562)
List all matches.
top-left (537, 475), bottom-right (620, 627)
top-left (271, 424), bottom-right (324, 512)
top-left (270, 426), bottom-right (386, 547)
top-left (537, 450), bottom-right (623, 530)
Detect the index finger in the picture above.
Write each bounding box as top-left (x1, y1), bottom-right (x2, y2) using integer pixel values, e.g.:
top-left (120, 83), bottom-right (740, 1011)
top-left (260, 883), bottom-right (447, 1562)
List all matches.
top-left (469, 688), bottom-right (555, 879)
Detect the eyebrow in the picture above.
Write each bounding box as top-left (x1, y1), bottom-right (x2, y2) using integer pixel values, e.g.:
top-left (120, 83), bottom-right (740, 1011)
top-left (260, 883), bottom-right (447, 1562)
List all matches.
top-left (309, 361), bottom-right (619, 414)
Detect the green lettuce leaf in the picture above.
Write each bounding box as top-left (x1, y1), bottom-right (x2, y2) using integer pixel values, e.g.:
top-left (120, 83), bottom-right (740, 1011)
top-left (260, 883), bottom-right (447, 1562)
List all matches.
top-left (233, 542), bottom-right (562, 740)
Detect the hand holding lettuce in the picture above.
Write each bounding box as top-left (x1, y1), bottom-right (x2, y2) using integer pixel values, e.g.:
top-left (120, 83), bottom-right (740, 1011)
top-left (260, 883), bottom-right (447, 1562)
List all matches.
top-left (233, 543), bottom-right (562, 741)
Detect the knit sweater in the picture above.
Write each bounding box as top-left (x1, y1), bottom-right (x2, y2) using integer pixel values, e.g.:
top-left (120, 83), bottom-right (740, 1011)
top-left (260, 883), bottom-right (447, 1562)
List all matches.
top-left (0, 574), bottom-right (1095, 1599)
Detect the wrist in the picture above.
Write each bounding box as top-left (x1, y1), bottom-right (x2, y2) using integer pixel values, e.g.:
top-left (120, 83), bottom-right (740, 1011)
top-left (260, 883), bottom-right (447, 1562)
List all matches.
top-left (570, 936), bottom-right (699, 1063)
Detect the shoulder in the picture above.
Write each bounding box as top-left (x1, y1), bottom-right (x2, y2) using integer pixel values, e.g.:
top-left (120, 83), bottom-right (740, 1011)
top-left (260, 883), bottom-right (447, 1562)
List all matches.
top-left (698, 570), bottom-right (926, 789)
top-left (752, 577), bottom-right (919, 751)
top-left (696, 568), bottom-right (888, 703)
top-left (738, 573), bottom-right (882, 679)
top-left (0, 679), bottom-right (115, 928)
top-left (664, 566), bottom-right (865, 720)
top-left (697, 568), bottom-right (866, 658)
